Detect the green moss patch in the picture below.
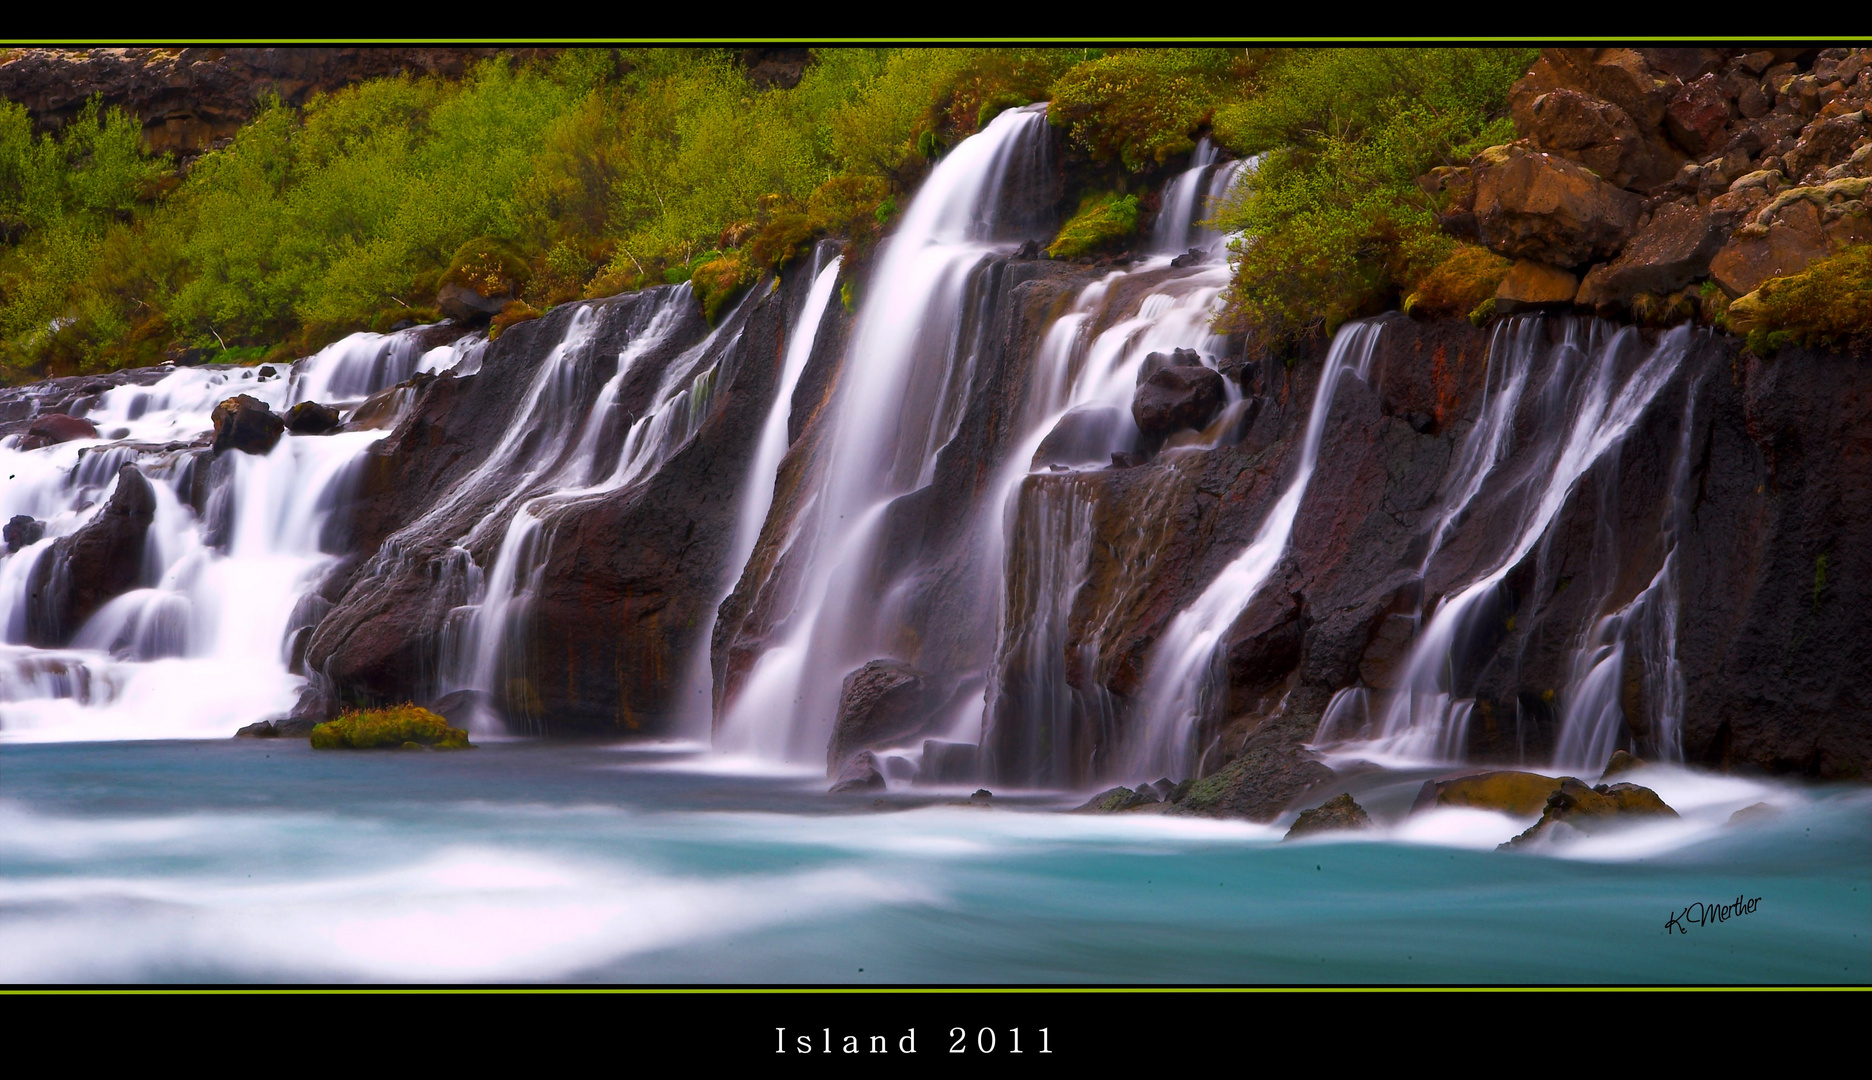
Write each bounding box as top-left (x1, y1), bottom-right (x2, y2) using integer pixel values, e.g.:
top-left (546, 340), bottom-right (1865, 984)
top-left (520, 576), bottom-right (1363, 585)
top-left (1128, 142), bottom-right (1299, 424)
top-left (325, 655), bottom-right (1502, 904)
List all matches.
top-left (689, 252), bottom-right (758, 325)
top-left (1403, 243), bottom-right (1511, 319)
top-left (1047, 192), bottom-right (1139, 260)
top-left (1731, 242), bottom-right (1872, 356)
top-left (310, 705), bottom-right (472, 750)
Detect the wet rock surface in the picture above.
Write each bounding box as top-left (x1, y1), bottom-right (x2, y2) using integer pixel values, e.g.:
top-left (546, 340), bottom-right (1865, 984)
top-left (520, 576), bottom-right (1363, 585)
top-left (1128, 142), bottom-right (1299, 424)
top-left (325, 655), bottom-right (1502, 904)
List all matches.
top-left (827, 659), bottom-right (947, 774)
top-left (24, 464), bottom-right (156, 646)
top-left (1412, 771), bottom-right (1567, 817)
top-left (1166, 712), bottom-right (1335, 822)
top-left (1284, 792), bottom-right (1374, 839)
top-left (210, 395), bottom-right (284, 455)
top-left (1503, 777), bottom-right (1677, 847)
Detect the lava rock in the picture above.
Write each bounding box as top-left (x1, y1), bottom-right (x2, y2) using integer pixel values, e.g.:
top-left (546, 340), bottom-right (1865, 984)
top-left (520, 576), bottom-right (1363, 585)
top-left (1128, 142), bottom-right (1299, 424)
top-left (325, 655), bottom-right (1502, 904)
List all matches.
top-left (211, 394), bottom-right (285, 455)
top-left (1135, 347), bottom-right (1204, 386)
top-left (1600, 749), bottom-right (1646, 779)
top-left (1503, 777), bottom-right (1678, 847)
top-left (284, 400), bottom-right (343, 434)
top-left (1493, 259), bottom-right (1579, 313)
top-left (1666, 73), bottom-right (1738, 157)
top-left (1575, 202), bottom-right (1727, 312)
top-left (25, 413), bottom-right (99, 446)
top-left (235, 720), bottom-right (278, 738)
top-left (829, 750), bottom-right (886, 794)
top-left (1411, 770), bottom-right (1566, 817)
top-left (1284, 792), bottom-right (1375, 839)
top-left (1168, 712), bottom-right (1335, 822)
top-left (4, 515), bottom-right (44, 552)
top-left (1131, 362), bottom-right (1224, 438)
top-left (1031, 405), bottom-right (1127, 469)
top-left (24, 463), bottom-right (156, 645)
top-left (827, 659), bottom-right (947, 774)
top-left (1474, 148), bottom-right (1643, 266)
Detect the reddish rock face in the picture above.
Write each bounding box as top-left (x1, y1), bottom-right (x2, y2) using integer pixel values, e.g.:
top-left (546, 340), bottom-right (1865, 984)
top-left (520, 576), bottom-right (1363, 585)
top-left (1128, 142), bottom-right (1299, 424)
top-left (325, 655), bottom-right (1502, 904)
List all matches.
top-left (1667, 73), bottom-right (1737, 157)
top-left (1474, 150), bottom-right (1643, 266)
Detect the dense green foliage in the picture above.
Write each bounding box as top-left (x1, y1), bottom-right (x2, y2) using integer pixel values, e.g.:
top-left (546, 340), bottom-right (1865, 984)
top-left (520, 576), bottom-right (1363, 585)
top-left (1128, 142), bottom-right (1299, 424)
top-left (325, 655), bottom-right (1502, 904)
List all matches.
top-left (0, 46), bottom-right (1538, 380)
top-left (1209, 47), bottom-right (1535, 351)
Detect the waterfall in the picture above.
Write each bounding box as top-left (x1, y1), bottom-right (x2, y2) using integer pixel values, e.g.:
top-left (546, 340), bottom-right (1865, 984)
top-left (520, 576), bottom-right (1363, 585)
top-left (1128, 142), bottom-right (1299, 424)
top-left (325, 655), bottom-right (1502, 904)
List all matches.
top-left (714, 104), bottom-right (1055, 761)
top-left (1316, 320), bottom-right (1696, 768)
top-left (1150, 138), bottom-right (1251, 257)
top-left (1124, 320), bottom-right (1387, 782)
top-left (0, 328), bottom-right (480, 741)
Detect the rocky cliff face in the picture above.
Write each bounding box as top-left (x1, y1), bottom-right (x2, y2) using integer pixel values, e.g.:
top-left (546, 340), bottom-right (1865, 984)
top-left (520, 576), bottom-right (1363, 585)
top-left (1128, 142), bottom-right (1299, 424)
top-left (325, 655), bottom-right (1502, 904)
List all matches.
top-left (1434, 47), bottom-right (1872, 323)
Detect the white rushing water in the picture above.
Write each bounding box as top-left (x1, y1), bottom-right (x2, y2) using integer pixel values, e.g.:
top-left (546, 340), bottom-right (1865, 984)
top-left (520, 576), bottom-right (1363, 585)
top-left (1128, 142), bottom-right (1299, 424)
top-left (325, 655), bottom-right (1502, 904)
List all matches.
top-left (1315, 321), bottom-right (1696, 770)
top-left (0, 331), bottom-right (482, 741)
top-left (1124, 321), bottom-right (1387, 782)
top-left (714, 104), bottom-right (1056, 761)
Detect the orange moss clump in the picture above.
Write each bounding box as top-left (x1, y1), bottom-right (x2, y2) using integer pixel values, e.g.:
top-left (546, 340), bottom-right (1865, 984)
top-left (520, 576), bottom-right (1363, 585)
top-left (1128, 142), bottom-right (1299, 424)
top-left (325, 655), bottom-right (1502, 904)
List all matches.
top-left (309, 704), bottom-right (472, 750)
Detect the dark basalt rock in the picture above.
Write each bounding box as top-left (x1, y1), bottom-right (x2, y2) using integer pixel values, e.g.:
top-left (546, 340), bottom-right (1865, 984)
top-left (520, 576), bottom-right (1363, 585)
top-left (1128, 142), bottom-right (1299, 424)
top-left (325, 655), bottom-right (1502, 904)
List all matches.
top-left (829, 750), bottom-right (887, 794)
top-left (235, 720), bottom-right (278, 738)
top-left (827, 659), bottom-right (947, 774)
top-left (1131, 362), bottom-right (1224, 438)
top-left (211, 394), bottom-right (285, 455)
top-left (1284, 792), bottom-right (1375, 839)
top-left (4, 515), bottom-right (44, 552)
top-left (24, 463), bottom-right (156, 646)
top-left (1032, 405), bottom-right (1127, 469)
top-left (284, 400), bottom-right (343, 434)
top-left (1167, 712), bottom-right (1335, 822)
top-left (920, 740), bottom-right (980, 785)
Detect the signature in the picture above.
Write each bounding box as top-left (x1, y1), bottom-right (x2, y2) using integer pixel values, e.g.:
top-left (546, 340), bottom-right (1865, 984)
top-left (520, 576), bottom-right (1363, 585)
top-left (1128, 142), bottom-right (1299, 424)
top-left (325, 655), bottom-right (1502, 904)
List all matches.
top-left (1666, 894), bottom-right (1761, 934)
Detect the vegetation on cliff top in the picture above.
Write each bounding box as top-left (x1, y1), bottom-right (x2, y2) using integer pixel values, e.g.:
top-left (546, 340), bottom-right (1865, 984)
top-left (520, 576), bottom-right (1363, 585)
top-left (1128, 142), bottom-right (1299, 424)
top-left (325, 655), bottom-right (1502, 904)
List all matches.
top-left (0, 46), bottom-right (1543, 381)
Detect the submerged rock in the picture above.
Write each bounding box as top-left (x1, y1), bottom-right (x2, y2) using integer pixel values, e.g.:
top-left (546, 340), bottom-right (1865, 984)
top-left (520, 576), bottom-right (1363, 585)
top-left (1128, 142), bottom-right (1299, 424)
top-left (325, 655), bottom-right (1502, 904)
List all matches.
top-left (24, 413), bottom-right (98, 447)
top-left (211, 394), bottom-right (285, 455)
top-left (1411, 770), bottom-right (1565, 817)
top-left (235, 720), bottom-right (278, 738)
top-left (1502, 777), bottom-right (1678, 848)
top-left (1284, 792), bottom-right (1375, 839)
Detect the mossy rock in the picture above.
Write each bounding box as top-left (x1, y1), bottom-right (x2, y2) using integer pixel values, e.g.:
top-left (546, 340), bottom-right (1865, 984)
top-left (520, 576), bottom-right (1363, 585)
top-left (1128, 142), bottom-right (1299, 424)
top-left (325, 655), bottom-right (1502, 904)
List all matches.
top-left (488, 300), bottom-right (542, 340)
top-left (1047, 192), bottom-right (1140, 261)
top-left (1731, 242), bottom-right (1872, 354)
top-left (1411, 770), bottom-right (1561, 817)
top-left (309, 704), bottom-right (472, 750)
top-left (690, 253), bottom-right (758, 325)
top-left (1404, 244), bottom-right (1512, 319)
top-left (439, 236), bottom-right (531, 297)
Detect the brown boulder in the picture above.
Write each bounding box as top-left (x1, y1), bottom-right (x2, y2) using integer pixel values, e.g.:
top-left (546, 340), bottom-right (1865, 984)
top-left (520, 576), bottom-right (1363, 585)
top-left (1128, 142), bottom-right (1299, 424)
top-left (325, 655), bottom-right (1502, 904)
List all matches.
top-left (1784, 111), bottom-right (1867, 182)
top-left (1475, 149), bottom-right (1643, 266)
top-left (1666, 74), bottom-right (1737, 157)
top-left (1574, 201), bottom-right (1727, 312)
top-left (1503, 777), bottom-right (1678, 847)
top-left (829, 750), bottom-right (886, 794)
top-left (1525, 89), bottom-right (1681, 190)
top-left (1411, 770), bottom-right (1563, 817)
top-left (1494, 259), bottom-right (1578, 313)
top-left (1283, 792), bottom-right (1374, 840)
top-left (1710, 179), bottom-right (1872, 295)
top-left (826, 659), bottom-right (947, 774)
top-left (1600, 749), bottom-right (1646, 779)
top-left (25, 413), bottom-right (99, 445)
top-left (211, 394), bottom-right (285, 455)
top-left (1541, 48), bottom-right (1680, 133)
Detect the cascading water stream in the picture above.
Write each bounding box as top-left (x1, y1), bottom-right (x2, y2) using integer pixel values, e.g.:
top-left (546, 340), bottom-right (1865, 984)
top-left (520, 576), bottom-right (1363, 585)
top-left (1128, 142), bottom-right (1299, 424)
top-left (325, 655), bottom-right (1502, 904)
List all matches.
top-left (714, 104), bottom-right (1055, 762)
top-left (0, 329), bottom-right (482, 741)
top-left (1123, 320), bottom-right (1388, 782)
top-left (1315, 321), bottom-right (1695, 768)
top-left (1150, 138), bottom-right (1251, 257)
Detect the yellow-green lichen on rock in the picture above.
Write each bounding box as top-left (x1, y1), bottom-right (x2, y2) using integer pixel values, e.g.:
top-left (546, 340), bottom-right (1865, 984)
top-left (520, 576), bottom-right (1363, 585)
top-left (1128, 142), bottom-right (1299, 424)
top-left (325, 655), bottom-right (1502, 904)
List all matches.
top-left (310, 704), bottom-right (472, 750)
top-left (1727, 241), bottom-right (1872, 355)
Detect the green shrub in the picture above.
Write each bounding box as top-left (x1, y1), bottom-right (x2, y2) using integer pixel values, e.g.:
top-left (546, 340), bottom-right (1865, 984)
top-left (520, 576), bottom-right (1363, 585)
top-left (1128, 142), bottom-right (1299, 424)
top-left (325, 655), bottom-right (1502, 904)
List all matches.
top-left (309, 704), bottom-right (472, 749)
top-left (1209, 48), bottom-right (1534, 351)
top-left (689, 250), bottom-right (757, 324)
top-left (1047, 48), bottom-right (1249, 172)
top-left (1046, 191), bottom-right (1139, 259)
